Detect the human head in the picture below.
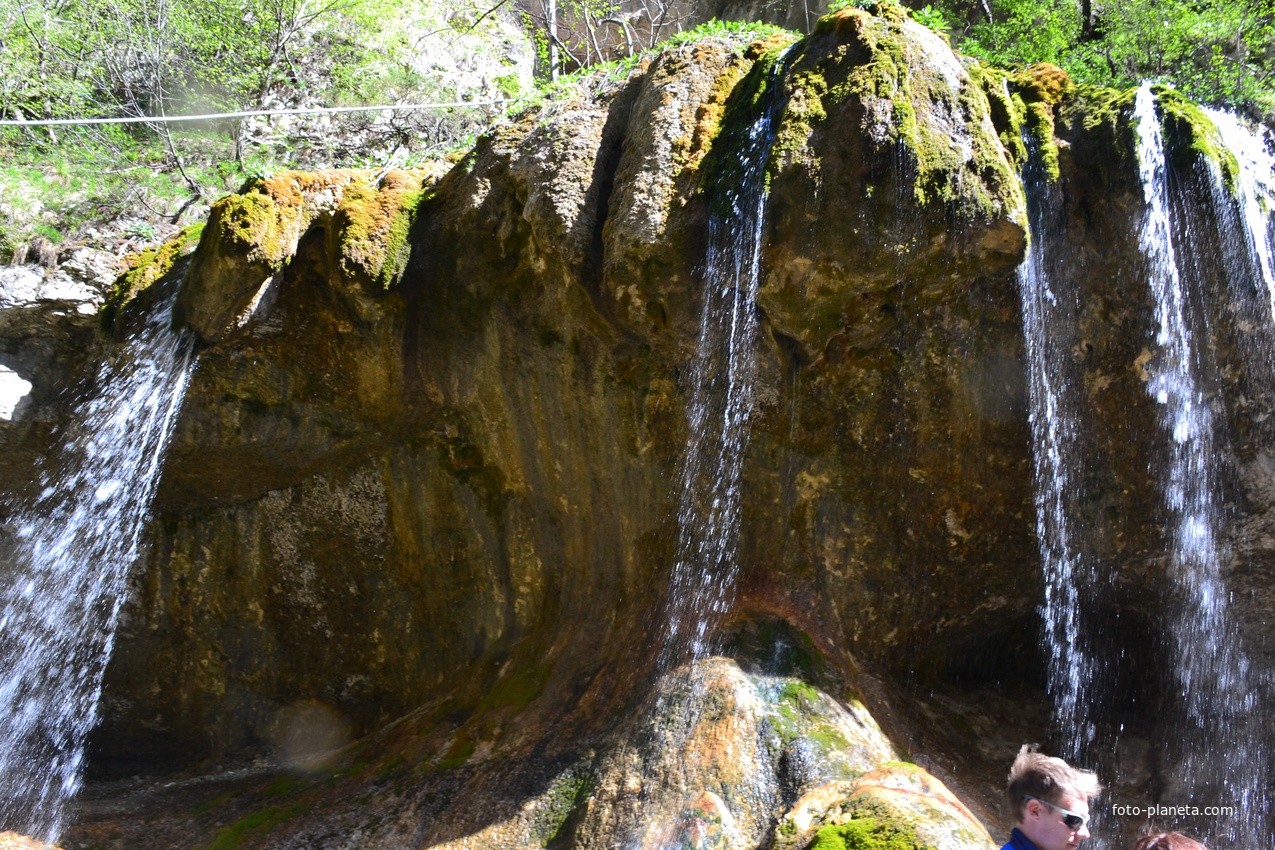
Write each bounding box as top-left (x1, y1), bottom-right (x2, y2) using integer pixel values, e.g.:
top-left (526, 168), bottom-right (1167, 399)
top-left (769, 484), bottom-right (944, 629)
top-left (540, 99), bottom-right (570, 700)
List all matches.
top-left (1006, 745), bottom-right (1102, 850)
top-left (1132, 833), bottom-right (1210, 850)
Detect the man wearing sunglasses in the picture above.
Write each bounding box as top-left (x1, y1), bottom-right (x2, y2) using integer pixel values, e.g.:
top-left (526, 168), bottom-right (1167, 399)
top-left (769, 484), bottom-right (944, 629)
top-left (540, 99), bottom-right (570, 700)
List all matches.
top-left (1001, 744), bottom-right (1102, 850)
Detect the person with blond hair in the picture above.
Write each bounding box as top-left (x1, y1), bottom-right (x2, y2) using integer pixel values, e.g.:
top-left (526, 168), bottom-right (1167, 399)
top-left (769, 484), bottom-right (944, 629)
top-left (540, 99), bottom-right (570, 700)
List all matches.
top-left (1001, 745), bottom-right (1102, 850)
top-left (1132, 833), bottom-right (1209, 850)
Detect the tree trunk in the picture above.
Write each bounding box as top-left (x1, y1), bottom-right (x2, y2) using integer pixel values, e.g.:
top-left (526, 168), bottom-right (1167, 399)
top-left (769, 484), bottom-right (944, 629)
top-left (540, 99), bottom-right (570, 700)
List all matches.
top-left (547, 0), bottom-right (558, 82)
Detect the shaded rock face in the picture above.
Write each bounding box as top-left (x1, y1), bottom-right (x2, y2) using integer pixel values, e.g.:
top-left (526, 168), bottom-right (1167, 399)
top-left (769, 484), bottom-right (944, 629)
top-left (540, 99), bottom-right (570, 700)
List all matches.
top-left (89, 11), bottom-right (1036, 785)
top-left (4, 6), bottom-right (1270, 850)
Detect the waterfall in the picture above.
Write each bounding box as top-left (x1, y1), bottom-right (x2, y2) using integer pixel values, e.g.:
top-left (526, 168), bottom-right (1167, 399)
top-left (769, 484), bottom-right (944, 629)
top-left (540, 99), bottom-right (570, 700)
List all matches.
top-left (657, 50), bottom-right (791, 671)
top-left (1203, 107), bottom-right (1275, 333)
top-left (1133, 82), bottom-right (1267, 845)
top-left (1016, 138), bottom-right (1098, 762)
top-left (0, 297), bottom-right (195, 843)
top-left (628, 49), bottom-right (792, 850)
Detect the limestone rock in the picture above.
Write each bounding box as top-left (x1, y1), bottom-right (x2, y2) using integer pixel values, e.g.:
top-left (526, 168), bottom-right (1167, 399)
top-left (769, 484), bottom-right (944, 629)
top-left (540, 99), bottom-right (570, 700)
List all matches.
top-left (575, 658), bottom-right (901, 849)
top-left (604, 38), bottom-right (768, 339)
top-left (4, 7), bottom-right (1263, 850)
top-left (0, 832), bottom-right (62, 850)
top-left (773, 767), bottom-right (995, 850)
top-left (763, 3), bottom-right (1026, 356)
top-left (76, 11), bottom-right (1048, 791)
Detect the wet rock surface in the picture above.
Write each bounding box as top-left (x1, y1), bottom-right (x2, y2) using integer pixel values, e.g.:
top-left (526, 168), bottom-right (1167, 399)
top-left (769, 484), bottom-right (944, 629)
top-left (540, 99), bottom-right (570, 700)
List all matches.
top-left (0, 5), bottom-right (1266, 849)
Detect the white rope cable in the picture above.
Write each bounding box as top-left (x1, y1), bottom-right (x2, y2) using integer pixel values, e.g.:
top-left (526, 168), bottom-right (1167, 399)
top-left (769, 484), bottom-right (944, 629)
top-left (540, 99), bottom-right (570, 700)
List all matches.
top-left (0, 98), bottom-right (524, 127)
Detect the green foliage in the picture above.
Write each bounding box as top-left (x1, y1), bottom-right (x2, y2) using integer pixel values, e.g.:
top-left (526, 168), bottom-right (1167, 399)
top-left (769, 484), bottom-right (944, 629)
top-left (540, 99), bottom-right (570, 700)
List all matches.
top-left (910, 4), bottom-right (950, 32)
top-left (519, 17), bottom-right (797, 119)
top-left (0, 0), bottom-right (531, 123)
top-left (0, 0), bottom-right (532, 251)
top-left (920, 0), bottom-right (1275, 116)
top-left (662, 17), bottom-right (795, 46)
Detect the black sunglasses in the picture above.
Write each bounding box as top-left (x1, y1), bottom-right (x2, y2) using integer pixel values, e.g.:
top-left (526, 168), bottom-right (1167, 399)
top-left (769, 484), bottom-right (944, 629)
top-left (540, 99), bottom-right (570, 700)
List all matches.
top-left (1025, 795), bottom-right (1090, 830)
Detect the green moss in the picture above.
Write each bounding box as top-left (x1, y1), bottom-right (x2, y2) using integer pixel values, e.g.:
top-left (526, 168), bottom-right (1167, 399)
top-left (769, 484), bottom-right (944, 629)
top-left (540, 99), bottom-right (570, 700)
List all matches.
top-left (102, 222), bottom-right (204, 326)
top-left (211, 189), bottom-right (286, 263)
top-left (970, 64), bottom-right (1026, 164)
top-left (264, 776), bottom-right (306, 797)
top-left (780, 680), bottom-right (821, 707)
top-left (1017, 62), bottom-right (1075, 106)
top-left (698, 40), bottom-right (794, 200)
top-left (531, 764), bottom-right (594, 846)
top-left (883, 760), bottom-right (922, 774)
top-left (1025, 101), bottom-right (1060, 179)
top-left (815, 0), bottom-right (910, 33)
top-left (204, 801), bottom-right (312, 850)
top-left (437, 735), bottom-right (475, 770)
top-left (810, 816), bottom-right (930, 850)
top-left (810, 798), bottom-right (935, 850)
top-left (477, 663), bottom-right (550, 713)
top-left (980, 64), bottom-right (1074, 181)
top-left (790, 2), bottom-right (1022, 220)
top-left (1154, 86), bottom-right (1239, 189)
top-left (334, 171), bottom-right (430, 290)
top-left (679, 38), bottom-right (795, 176)
top-left (1071, 84), bottom-right (1137, 136)
top-left (808, 722), bottom-right (852, 753)
top-left (771, 66), bottom-right (829, 172)
top-left (764, 676), bottom-right (861, 762)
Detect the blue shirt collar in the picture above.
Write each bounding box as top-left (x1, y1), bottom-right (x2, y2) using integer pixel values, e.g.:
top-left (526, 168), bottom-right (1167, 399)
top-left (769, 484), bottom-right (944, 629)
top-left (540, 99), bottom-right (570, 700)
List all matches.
top-left (1008, 827), bottom-right (1043, 850)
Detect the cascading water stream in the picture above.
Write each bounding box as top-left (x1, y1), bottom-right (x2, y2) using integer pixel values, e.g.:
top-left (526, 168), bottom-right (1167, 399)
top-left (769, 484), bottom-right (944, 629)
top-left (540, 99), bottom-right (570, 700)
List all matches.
top-left (1203, 108), bottom-right (1275, 329)
top-left (1015, 138), bottom-right (1099, 763)
top-left (657, 50), bottom-right (791, 672)
top-left (1133, 82), bottom-right (1267, 845)
top-left (0, 297), bottom-right (195, 843)
top-left (629, 50), bottom-right (792, 850)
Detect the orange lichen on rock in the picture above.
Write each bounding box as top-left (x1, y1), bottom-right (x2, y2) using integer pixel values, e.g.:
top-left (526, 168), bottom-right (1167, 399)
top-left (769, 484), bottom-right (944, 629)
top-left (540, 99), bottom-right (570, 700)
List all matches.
top-left (178, 167), bottom-right (444, 342)
top-left (331, 169), bottom-right (430, 290)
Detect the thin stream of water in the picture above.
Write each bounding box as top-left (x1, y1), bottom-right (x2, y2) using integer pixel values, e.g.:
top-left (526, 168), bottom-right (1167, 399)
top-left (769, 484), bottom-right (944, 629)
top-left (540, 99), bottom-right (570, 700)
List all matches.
top-left (657, 51), bottom-right (791, 672)
top-left (635, 50), bottom-right (792, 850)
top-left (1016, 136), bottom-right (1098, 762)
top-left (1204, 108), bottom-right (1275, 328)
top-left (0, 298), bottom-right (195, 843)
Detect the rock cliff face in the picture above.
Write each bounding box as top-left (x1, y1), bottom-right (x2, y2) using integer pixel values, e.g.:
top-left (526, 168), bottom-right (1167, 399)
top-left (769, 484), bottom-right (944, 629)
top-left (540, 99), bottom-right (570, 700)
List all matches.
top-left (0, 4), bottom-right (1268, 849)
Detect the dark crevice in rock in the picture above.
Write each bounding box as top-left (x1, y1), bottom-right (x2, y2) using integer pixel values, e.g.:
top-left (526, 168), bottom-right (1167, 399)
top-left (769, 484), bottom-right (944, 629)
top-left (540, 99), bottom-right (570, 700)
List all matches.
top-left (580, 77), bottom-right (641, 313)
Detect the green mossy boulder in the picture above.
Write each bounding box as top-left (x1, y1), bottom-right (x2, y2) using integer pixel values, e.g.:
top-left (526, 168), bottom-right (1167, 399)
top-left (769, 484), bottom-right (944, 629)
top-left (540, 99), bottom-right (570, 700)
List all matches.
top-left (760, 0), bottom-right (1026, 356)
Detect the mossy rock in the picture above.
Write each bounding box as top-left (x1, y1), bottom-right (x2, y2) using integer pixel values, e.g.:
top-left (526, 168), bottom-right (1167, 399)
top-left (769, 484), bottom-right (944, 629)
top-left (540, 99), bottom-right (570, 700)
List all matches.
top-left (177, 179), bottom-right (315, 343)
top-left (102, 223), bottom-right (204, 330)
top-left (1016, 63), bottom-right (1075, 107)
top-left (1153, 86), bottom-right (1240, 188)
top-left (330, 170), bottom-right (429, 291)
top-left (775, 770), bottom-right (994, 850)
top-left (810, 814), bottom-right (932, 850)
top-left (969, 64), bottom-right (1027, 166)
top-left (778, 0), bottom-right (1024, 221)
top-left (759, 0), bottom-right (1026, 355)
top-left (176, 168), bottom-right (444, 343)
